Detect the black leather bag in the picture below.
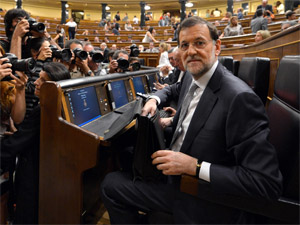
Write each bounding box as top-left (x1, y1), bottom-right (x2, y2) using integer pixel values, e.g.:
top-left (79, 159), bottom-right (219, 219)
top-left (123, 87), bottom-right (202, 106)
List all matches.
top-left (133, 111), bottom-right (166, 182)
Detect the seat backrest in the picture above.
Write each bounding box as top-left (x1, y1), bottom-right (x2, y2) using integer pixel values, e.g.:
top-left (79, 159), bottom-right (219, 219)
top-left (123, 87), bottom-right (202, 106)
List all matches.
top-left (267, 55), bottom-right (299, 201)
top-left (233, 60), bottom-right (240, 77)
top-left (218, 56), bottom-right (233, 73)
top-left (238, 57), bottom-right (270, 105)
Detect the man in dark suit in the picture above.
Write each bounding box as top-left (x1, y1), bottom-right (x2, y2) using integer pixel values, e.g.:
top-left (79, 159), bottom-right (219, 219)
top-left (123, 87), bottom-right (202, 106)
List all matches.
top-left (100, 16), bottom-right (282, 224)
top-left (257, 0), bottom-right (273, 13)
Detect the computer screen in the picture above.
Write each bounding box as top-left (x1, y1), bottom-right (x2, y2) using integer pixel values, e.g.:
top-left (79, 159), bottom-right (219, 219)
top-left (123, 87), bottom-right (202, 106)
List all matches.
top-left (66, 86), bottom-right (101, 126)
top-left (132, 76), bottom-right (146, 94)
top-left (110, 80), bottom-right (129, 108)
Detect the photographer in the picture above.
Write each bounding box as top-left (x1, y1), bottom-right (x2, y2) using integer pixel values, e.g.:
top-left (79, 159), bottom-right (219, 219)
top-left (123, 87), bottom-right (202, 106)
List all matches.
top-left (83, 43), bottom-right (103, 76)
top-left (0, 54), bottom-right (28, 128)
top-left (1, 9), bottom-right (59, 59)
top-left (128, 57), bottom-right (141, 72)
top-left (65, 39), bottom-right (94, 78)
top-left (106, 50), bottom-right (129, 74)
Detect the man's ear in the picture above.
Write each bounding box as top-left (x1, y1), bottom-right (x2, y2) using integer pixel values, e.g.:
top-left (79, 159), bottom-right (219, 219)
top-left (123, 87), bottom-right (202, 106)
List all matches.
top-left (215, 39), bottom-right (221, 56)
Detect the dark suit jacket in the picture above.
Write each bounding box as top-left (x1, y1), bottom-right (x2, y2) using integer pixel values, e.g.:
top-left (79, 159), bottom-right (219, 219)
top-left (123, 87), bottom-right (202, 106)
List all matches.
top-left (154, 63), bottom-right (282, 223)
top-left (257, 4), bottom-right (273, 13)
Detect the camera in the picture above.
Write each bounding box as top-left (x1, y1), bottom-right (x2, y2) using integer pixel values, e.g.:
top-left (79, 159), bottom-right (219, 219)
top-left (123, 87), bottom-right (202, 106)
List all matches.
top-left (130, 44), bottom-right (140, 57)
top-left (89, 51), bottom-right (104, 63)
top-left (1, 53), bottom-right (39, 81)
top-left (50, 45), bottom-right (72, 62)
top-left (27, 18), bottom-right (45, 35)
top-left (73, 48), bottom-right (88, 60)
top-left (117, 57), bottom-right (129, 70)
top-left (130, 62), bottom-right (141, 71)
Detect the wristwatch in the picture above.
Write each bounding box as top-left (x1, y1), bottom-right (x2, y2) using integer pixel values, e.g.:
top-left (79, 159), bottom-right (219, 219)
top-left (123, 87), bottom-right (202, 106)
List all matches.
top-left (195, 159), bottom-right (202, 177)
top-left (85, 70), bottom-right (93, 76)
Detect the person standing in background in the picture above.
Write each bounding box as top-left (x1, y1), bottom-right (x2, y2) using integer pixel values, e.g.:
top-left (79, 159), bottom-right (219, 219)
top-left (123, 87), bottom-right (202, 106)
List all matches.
top-left (65, 18), bottom-right (77, 40)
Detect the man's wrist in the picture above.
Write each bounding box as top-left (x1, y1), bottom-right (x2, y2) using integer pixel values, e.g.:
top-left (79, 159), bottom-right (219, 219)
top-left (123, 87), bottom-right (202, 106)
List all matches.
top-left (195, 159), bottom-right (202, 177)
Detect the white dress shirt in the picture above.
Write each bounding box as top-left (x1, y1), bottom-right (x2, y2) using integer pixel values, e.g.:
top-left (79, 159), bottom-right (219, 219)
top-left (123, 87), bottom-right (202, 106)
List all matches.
top-left (153, 60), bottom-right (219, 182)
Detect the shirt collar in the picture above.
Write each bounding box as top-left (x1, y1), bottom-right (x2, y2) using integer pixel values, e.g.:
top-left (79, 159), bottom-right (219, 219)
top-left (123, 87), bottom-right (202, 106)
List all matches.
top-left (193, 60), bottom-right (218, 91)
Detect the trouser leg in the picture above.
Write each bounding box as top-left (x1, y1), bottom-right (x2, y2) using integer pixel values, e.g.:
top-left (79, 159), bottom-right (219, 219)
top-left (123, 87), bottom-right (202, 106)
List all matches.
top-left (100, 171), bottom-right (175, 224)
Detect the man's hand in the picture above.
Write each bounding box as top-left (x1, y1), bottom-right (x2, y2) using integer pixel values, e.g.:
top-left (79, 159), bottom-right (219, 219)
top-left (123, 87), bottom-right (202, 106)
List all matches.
top-left (160, 117), bottom-right (173, 129)
top-left (163, 106), bottom-right (176, 117)
top-left (141, 98), bottom-right (157, 116)
top-left (12, 19), bottom-right (29, 38)
top-left (0, 58), bottom-right (13, 80)
top-left (108, 59), bottom-right (118, 73)
top-left (151, 150), bottom-right (197, 176)
top-left (37, 46), bottom-right (52, 61)
top-left (75, 58), bottom-right (91, 75)
top-left (160, 65), bottom-right (169, 76)
top-left (10, 71), bottom-right (28, 91)
top-left (154, 82), bottom-right (168, 90)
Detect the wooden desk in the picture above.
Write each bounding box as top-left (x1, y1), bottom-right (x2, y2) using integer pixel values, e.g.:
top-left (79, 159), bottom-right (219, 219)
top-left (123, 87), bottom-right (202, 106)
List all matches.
top-left (38, 69), bottom-right (159, 224)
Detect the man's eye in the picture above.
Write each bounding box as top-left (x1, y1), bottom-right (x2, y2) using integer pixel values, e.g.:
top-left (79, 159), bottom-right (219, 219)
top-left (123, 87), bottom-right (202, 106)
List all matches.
top-left (181, 43), bottom-right (189, 49)
top-left (195, 41), bottom-right (205, 47)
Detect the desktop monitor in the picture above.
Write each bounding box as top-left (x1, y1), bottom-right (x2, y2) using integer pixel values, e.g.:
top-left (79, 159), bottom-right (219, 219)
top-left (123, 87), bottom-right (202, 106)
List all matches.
top-left (132, 76), bottom-right (146, 94)
top-left (109, 80), bottom-right (129, 109)
top-left (66, 86), bottom-right (101, 126)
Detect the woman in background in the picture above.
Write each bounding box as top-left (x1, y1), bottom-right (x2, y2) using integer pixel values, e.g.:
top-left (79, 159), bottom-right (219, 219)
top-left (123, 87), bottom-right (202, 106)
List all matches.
top-left (142, 27), bottom-right (158, 43)
top-left (65, 17), bottom-right (77, 40)
top-left (255, 30), bottom-right (271, 42)
top-left (224, 16), bottom-right (244, 37)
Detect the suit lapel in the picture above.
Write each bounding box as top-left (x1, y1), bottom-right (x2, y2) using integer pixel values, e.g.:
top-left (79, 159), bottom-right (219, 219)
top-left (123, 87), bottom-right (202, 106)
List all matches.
top-left (180, 64), bottom-right (223, 153)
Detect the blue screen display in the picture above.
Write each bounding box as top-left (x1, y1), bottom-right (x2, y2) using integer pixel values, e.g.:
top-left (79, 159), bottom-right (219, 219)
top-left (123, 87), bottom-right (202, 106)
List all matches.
top-left (67, 86), bottom-right (101, 126)
top-left (133, 76), bottom-right (145, 94)
top-left (110, 80), bottom-right (129, 108)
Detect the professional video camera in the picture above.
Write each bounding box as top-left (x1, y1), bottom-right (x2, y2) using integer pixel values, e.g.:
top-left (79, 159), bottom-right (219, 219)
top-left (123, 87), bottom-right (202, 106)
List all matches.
top-left (49, 45), bottom-right (72, 62)
top-left (89, 51), bottom-right (104, 63)
top-left (1, 53), bottom-right (40, 81)
top-left (117, 57), bottom-right (129, 70)
top-left (129, 44), bottom-right (140, 57)
top-left (27, 18), bottom-right (45, 35)
top-left (73, 48), bottom-right (88, 60)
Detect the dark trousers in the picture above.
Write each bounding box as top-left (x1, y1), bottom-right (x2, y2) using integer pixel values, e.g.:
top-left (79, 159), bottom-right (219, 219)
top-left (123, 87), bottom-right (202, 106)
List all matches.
top-left (68, 27), bottom-right (76, 40)
top-left (100, 171), bottom-right (176, 224)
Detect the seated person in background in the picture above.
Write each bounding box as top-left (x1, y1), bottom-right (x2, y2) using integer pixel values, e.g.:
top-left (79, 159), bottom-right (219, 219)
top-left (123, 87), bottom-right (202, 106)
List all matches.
top-left (83, 42), bottom-right (102, 76)
top-left (104, 37), bottom-right (110, 43)
top-left (101, 50), bottom-right (129, 75)
top-left (145, 42), bottom-right (159, 53)
top-left (158, 47), bottom-right (178, 87)
top-left (94, 36), bottom-right (100, 43)
top-left (82, 29), bottom-right (89, 35)
top-left (116, 37), bottom-right (122, 43)
top-left (142, 27), bottom-right (158, 43)
top-left (112, 24), bottom-right (120, 36)
top-left (138, 45), bottom-right (144, 52)
top-left (100, 16), bottom-right (282, 224)
top-left (1, 62), bottom-right (70, 225)
top-left (100, 42), bottom-right (110, 63)
top-left (255, 29), bottom-right (271, 42)
top-left (237, 8), bottom-right (244, 19)
top-left (64, 39), bottom-right (94, 78)
top-left (256, 0), bottom-right (273, 15)
top-left (98, 19), bottom-right (107, 27)
top-left (275, 1), bottom-right (285, 14)
top-left (111, 44), bottom-right (118, 51)
top-left (221, 12), bottom-right (232, 22)
top-left (125, 21), bottom-right (134, 31)
top-left (223, 16), bottom-right (244, 37)
top-left (281, 10), bottom-right (298, 29)
top-left (251, 9), bottom-right (268, 33)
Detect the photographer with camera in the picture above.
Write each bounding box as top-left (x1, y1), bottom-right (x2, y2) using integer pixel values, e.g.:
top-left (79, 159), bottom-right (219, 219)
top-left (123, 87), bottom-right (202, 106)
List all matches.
top-left (64, 39), bottom-right (94, 78)
top-left (1, 9), bottom-right (60, 60)
top-left (83, 43), bottom-right (104, 76)
top-left (105, 50), bottom-right (129, 74)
